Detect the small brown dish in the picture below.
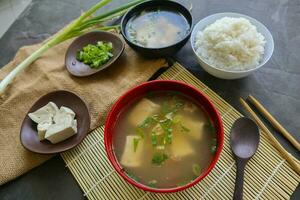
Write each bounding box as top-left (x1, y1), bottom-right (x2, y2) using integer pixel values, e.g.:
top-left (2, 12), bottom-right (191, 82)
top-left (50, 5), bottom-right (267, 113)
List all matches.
top-left (20, 91), bottom-right (91, 154)
top-left (65, 31), bottom-right (125, 77)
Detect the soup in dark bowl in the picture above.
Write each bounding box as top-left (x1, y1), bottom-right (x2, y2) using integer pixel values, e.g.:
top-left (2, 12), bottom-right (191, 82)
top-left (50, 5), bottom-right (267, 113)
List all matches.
top-left (121, 0), bottom-right (192, 58)
top-left (125, 9), bottom-right (190, 48)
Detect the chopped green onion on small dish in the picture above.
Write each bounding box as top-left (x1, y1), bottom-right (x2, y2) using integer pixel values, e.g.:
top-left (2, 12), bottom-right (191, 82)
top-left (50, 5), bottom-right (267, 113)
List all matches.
top-left (76, 41), bottom-right (113, 69)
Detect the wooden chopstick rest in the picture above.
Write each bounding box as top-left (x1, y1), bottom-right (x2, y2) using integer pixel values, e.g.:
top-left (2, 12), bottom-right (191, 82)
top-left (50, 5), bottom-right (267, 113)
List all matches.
top-left (248, 95), bottom-right (300, 151)
top-left (240, 98), bottom-right (300, 175)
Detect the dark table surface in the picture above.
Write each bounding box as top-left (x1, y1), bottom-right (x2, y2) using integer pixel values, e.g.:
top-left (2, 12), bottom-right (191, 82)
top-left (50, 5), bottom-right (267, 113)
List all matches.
top-left (0, 0), bottom-right (299, 199)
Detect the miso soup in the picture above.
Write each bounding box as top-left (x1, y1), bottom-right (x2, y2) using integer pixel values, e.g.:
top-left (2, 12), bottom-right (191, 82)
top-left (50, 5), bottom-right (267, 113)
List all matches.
top-left (125, 8), bottom-right (190, 48)
top-left (113, 92), bottom-right (217, 189)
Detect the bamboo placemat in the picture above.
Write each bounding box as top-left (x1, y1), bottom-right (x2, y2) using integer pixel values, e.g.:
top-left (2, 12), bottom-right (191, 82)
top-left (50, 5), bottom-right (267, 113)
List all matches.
top-left (61, 62), bottom-right (300, 200)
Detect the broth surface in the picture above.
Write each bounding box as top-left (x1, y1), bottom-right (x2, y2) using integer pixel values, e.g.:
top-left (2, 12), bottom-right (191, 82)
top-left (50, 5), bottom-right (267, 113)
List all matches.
top-left (125, 8), bottom-right (190, 48)
top-left (113, 92), bottom-right (216, 188)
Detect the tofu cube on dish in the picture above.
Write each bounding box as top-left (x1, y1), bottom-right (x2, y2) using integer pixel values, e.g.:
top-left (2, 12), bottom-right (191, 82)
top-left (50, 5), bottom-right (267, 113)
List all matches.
top-left (45, 115), bottom-right (77, 144)
top-left (28, 102), bottom-right (58, 124)
top-left (28, 102), bottom-right (78, 144)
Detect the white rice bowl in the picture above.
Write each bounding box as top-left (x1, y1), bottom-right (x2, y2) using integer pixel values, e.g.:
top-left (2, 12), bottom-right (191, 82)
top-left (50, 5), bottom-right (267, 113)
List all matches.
top-left (194, 17), bottom-right (266, 71)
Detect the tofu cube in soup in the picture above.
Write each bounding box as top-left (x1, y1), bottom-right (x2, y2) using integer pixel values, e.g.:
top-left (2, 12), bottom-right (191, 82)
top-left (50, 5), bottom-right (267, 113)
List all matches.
top-left (170, 133), bottom-right (194, 159)
top-left (179, 115), bottom-right (205, 140)
top-left (183, 102), bottom-right (198, 113)
top-left (128, 98), bottom-right (160, 127)
top-left (121, 135), bottom-right (144, 168)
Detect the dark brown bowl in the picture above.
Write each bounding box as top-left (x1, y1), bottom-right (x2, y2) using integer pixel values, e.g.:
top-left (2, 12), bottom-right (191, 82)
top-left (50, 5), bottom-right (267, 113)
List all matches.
top-left (20, 91), bottom-right (91, 154)
top-left (65, 31), bottom-right (125, 77)
top-left (121, 0), bottom-right (193, 58)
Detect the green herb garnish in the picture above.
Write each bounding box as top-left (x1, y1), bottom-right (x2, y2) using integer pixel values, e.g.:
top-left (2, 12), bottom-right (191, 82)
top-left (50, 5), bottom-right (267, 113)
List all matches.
top-left (161, 95), bottom-right (185, 115)
top-left (133, 137), bottom-right (141, 152)
top-left (164, 130), bottom-right (173, 144)
top-left (76, 41), bottom-right (113, 69)
top-left (204, 121), bottom-right (215, 133)
top-left (176, 180), bottom-right (191, 187)
top-left (160, 119), bottom-right (173, 144)
top-left (152, 153), bottom-right (168, 165)
top-left (160, 118), bottom-right (172, 129)
top-left (155, 145), bottom-right (165, 150)
top-left (192, 164), bottom-right (201, 177)
top-left (147, 180), bottom-right (157, 188)
top-left (126, 171), bottom-right (139, 182)
top-left (151, 132), bottom-right (158, 147)
top-left (210, 138), bottom-right (217, 154)
top-left (211, 146), bottom-right (217, 154)
top-left (135, 127), bottom-right (145, 139)
top-left (173, 115), bottom-right (182, 124)
top-left (139, 116), bottom-right (157, 129)
top-left (180, 124), bottom-right (190, 133)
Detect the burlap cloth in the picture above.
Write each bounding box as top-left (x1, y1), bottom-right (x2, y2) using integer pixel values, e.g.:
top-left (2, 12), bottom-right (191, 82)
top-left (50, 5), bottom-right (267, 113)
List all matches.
top-left (0, 38), bottom-right (165, 185)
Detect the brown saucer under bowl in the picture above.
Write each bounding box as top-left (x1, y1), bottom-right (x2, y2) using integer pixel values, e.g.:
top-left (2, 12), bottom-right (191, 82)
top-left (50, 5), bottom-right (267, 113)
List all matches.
top-left (65, 31), bottom-right (125, 77)
top-left (20, 90), bottom-right (91, 154)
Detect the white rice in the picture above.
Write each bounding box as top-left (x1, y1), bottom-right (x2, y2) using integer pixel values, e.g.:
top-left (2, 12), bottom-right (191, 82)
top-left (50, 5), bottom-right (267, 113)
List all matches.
top-left (194, 17), bottom-right (266, 71)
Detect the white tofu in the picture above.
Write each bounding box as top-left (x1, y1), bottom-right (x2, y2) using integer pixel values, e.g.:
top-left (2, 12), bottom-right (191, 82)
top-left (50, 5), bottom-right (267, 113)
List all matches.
top-left (45, 115), bottom-right (77, 144)
top-left (60, 106), bottom-right (76, 119)
top-left (128, 98), bottom-right (160, 127)
top-left (183, 102), bottom-right (198, 113)
top-left (28, 102), bottom-right (58, 124)
top-left (170, 133), bottom-right (194, 159)
top-left (120, 135), bottom-right (144, 168)
top-left (176, 115), bottom-right (205, 140)
top-left (72, 119), bottom-right (78, 133)
top-left (182, 120), bottom-right (205, 141)
top-left (37, 121), bottom-right (52, 141)
top-left (54, 106), bottom-right (76, 123)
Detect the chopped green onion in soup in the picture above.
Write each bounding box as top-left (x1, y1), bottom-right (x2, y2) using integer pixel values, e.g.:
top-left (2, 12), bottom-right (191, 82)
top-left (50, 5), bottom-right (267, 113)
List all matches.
top-left (147, 180), bottom-right (158, 188)
top-left (210, 138), bottom-right (217, 154)
top-left (192, 164), bottom-right (201, 177)
top-left (152, 153), bottom-right (168, 166)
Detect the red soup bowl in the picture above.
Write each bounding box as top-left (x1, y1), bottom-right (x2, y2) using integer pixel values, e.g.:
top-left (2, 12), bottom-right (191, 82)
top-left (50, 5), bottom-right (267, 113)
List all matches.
top-left (104, 80), bottom-right (224, 193)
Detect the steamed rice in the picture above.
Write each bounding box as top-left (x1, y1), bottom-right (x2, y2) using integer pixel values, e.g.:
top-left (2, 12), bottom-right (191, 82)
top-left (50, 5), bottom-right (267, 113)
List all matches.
top-left (195, 17), bottom-right (266, 71)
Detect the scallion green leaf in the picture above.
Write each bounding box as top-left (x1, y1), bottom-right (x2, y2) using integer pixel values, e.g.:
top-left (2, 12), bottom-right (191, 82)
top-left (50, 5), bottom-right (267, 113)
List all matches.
top-left (133, 137), bottom-right (141, 152)
top-left (192, 164), bottom-right (201, 177)
top-left (152, 153), bottom-right (168, 165)
top-left (180, 124), bottom-right (190, 133)
top-left (210, 138), bottom-right (217, 154)
top-left (135, 127), bottom-right (145, 139)
top-left (204, 121), bottom-right (215, 133)
top-left (147, 180), bottom-right (157, 188)
top-left (151, 132), bottom-right (158, 147)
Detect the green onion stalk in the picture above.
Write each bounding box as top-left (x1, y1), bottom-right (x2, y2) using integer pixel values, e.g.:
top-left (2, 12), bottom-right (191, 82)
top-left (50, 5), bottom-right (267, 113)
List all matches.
top-left (0, 0), bottom-right (145, 95)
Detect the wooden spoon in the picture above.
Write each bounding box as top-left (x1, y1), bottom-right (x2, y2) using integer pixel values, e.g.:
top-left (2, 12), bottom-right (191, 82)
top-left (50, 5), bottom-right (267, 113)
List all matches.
top-left (230, 117), bottom-right (260, 200)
